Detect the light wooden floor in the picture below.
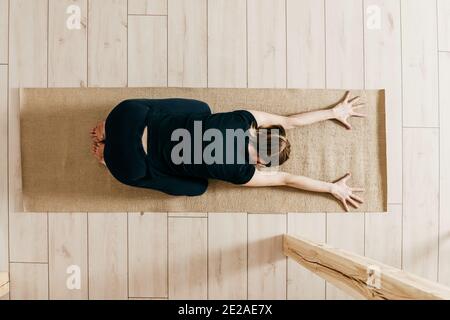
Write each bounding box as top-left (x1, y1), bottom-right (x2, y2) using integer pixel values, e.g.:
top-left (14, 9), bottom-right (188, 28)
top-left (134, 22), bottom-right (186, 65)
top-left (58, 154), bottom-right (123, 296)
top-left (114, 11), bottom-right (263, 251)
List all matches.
top-left (0, 0), bottom-right (449, 300)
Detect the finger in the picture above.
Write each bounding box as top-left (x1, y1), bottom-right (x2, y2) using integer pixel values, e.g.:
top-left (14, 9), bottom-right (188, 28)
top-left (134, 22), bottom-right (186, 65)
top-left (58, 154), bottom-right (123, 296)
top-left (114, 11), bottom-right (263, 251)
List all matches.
top-left (343, 91), bottom-right (351, 102)
top-left (339, 173), bottom-right (351, 184)
top-left (350, 194), bottom-right (364, 203)
top-left (351, 187), bottom-right (365, 192)
top-left (352, 103), bottom-right (366, 108)
top-left (351, 112), bottom-right (366, 118)
top-left (342, 199), bottom-right (350, 212)
top-left (347, 197), bottom-right (359, 208)
top-left (349, 96), bottom-right (360, 103)
top-left (343, 173), bottom-right (351, 183)
top-left (342, 119), bottom-right (352, 130)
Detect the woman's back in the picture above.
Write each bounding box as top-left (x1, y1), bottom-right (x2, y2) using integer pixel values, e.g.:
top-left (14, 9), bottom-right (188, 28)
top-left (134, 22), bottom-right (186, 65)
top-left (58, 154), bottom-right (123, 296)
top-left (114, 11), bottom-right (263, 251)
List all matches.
top-left (148, 104), bottom-right (256, 185)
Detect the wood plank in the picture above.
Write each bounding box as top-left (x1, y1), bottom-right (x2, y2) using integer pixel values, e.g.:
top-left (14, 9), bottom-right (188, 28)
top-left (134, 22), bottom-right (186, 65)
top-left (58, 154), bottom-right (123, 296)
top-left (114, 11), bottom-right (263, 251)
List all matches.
top-left (0, 271), bottom-right (8, 297)
top-left (324, 0), bottom-right (365, 301)
top-left (128, 212), bottom-right (167, 298)
top-left (88, 213), bottom-right (128, 300)
top-left (326, 213), bottom-right (365, 300)
top-left (9, 0), bottom-right (48, 266)
top-left (9, 0), bottom-right (47, 211)
top-left (248, 214), bottom-right (286, 300)
top-left (401, 0), bottom-right (438, 127)
top-left (325, 0), bottom-right (364, 88)
top-left (129, 0), bottom-right (167, 15)
top-left (207, 0), bottom-right (246, 88)
top-left (403, 128), bottom-right (439, 281)
top-left (286, 0), bottom-right (325, 88)
top-left (49, 0), bottom-right (87, 87)
top-left (9, 212), bottom-right (48, 263)
top-left (9, 0), bottom-right (48, 88)
top-left (48, 212), bottom-right (88, 300)
top-left (364, 0), bottom-right (402, 203)
top-left (285, 0), bottom-right (326, 298)
top-left (247, 0), bottom-right (286, 88)
top-left (0, 0), bottom-right (8, 63)
top-left (439, 51), bottom-right (450, 286)
top-left (88, 0), bottom-right (127, 87)
top-left (167, 0), bottom-right (207, 87)
top-left (10, 263), bottom-right (48, 300)
top-left (365, 205), bottom-right (402, 268)
top-left (128, 16), bottom-right (167, 87)
top-left (0, 283), bottom-right (9, 299)
top-left (168, 217), bottom-right (207, 299)
top-left (0, 271), bottom-right (7, 286)
top-left (208, 213), bottom-right (247, 300)
top-left (287, 213), bottom-right (326, 300)
top-left (283, 234), bottom-right (450, 300)
top-left (129, 297), bottom-right (167, 300)
top-left (438, 0), bottom-right (450, 51)
top-left (168, 212), bottom-right (207, 217)
top-left (0, 65), bottom-right (7, 271)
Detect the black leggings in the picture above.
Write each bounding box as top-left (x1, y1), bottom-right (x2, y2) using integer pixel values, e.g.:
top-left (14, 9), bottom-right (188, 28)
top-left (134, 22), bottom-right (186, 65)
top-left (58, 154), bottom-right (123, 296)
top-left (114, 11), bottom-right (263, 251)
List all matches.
top-left (103, 99), bottom-right (211, 196)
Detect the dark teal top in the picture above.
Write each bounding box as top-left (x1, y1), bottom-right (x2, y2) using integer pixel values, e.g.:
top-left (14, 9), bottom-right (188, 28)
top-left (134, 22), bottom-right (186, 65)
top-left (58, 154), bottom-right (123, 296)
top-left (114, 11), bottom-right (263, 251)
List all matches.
top-left (148, 109), bottom-right (256, 184)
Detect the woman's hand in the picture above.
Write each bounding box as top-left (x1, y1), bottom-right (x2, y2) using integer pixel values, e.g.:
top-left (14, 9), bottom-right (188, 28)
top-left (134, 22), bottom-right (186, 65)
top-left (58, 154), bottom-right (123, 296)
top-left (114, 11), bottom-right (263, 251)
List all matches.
top-left (332, 91), bottom-right (366, 129)
top-left (330, 173), bottom-right (364, 212)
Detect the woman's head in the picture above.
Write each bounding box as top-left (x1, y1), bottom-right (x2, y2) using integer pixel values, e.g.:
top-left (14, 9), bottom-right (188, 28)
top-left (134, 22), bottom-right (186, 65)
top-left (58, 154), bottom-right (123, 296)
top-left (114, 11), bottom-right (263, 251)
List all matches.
top-left (249, 123), bottom-right (291, 167)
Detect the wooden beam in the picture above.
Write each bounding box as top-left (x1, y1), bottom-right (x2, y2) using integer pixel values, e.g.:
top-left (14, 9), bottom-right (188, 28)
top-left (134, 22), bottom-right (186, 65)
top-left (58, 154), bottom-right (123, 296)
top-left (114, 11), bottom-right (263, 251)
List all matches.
top-left (283, 234), bottom-right (450, 300)
top-left (0, 272), bottom-right (9, 298)
top-left (0, 272), bottom-right (7, 286)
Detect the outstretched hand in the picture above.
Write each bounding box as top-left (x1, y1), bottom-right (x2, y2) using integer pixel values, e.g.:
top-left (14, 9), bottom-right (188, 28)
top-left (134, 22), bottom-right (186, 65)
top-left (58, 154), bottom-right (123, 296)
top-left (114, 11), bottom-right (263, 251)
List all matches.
top-left (332, 91), bottom-right (366, 130)
top-left (330, 173), bottom-right (364, 212)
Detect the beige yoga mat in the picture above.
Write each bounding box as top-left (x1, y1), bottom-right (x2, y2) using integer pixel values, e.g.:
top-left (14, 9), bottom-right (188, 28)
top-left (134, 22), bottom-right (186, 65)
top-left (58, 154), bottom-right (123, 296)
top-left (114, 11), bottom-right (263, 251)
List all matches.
top-left (20, 87), bottom-right (387, 213)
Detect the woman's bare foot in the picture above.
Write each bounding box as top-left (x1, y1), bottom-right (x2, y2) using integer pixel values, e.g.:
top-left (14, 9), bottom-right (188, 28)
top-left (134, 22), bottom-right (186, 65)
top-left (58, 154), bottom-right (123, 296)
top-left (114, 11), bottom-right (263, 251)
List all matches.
top-left (90, 121), bottom-right (106, 143)
top-left (91, 141), bottom-right (106, 166)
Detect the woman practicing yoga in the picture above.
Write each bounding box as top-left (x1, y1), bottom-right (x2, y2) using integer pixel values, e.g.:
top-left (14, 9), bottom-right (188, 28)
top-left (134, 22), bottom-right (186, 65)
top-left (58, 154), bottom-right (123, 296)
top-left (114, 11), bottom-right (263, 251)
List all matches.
top-left (90, 92), bottom-right (366, 211)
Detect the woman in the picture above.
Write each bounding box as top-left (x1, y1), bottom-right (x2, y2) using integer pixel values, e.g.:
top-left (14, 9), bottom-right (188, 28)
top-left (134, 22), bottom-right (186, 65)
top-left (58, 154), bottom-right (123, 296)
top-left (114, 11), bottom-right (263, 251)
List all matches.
top-left (90, 91), bottom-right (365, 211)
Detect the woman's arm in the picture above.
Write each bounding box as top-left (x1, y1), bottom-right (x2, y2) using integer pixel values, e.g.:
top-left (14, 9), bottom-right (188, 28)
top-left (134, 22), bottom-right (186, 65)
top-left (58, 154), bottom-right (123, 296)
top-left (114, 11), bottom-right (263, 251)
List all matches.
top-left (243, 170), bottom-right (364, 212)
top-left (249, 91), bottom-right (366, 130)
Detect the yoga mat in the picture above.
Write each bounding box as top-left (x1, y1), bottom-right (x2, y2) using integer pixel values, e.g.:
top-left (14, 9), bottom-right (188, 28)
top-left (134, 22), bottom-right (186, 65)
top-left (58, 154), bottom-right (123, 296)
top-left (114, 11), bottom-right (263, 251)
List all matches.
top-left (20, 87), bottom-right (387, 213)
